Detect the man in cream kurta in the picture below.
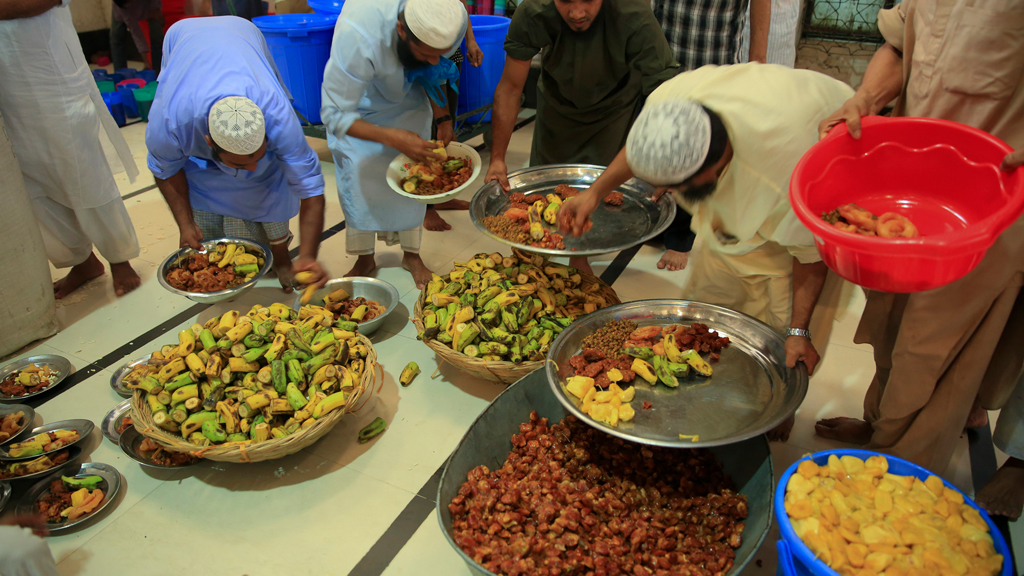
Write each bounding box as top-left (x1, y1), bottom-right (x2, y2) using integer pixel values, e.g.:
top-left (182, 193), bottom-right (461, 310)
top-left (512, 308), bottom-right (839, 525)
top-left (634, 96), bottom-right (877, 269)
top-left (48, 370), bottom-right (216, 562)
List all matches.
top-left (815, 0), bottom-right (1024, 519)
top-left (561, 64), bottom-right (854, 440)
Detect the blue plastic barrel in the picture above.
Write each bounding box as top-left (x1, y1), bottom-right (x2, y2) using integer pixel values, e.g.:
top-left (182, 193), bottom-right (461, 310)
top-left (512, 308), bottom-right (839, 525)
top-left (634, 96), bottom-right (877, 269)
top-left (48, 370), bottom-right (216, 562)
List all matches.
top-left (306, 0), bottom-right (344, 14)
top-left (253, 14), bottom-right (337, 125)
top-left (102, 92), bottom-right (127, 127)
top-left (138, 70), bottom-right (157, 83)
top-left (457, 15), bottom-right (510, 123)
top-left (117, 86), bottom-right (140, 118)
top-left (775, 449), bottom-right (1013, 576)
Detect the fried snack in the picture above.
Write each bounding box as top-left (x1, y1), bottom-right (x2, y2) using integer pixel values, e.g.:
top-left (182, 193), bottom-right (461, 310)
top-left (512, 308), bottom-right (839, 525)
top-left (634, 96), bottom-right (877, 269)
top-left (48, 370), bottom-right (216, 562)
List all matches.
top-left (0, 411), bottom-right (25, 442)
top-left (822, 203), bottom-right (919, 238)
top-left (784, 455), bottom-right (1004, 576)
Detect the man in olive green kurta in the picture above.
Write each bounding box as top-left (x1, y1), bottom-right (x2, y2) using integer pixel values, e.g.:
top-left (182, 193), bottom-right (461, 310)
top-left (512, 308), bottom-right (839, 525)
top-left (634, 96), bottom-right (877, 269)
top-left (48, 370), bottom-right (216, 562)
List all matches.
top-left (485, 0), bottom-right (679, 186)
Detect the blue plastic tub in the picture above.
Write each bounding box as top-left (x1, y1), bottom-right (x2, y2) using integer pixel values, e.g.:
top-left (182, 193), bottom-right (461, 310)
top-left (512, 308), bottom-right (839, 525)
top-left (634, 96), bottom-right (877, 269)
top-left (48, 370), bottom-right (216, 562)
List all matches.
top-left (108, 72), bottom-right (125, 85)
top-left (102, 91), bottom-right (127, 127)
top-left (306, 0), bottom-right (344, 15)
top-left (137, 69), bottom-right (157, 83)
top-left (775, 449), bottom-right (1012, 576)
top-left (457, 15), bottom-right (510, 123)
top-left (117, 86), bottom-right (140, 118)
top-left (253, 14), bottom-right (337, 125)
top-left (92, 69), bottom-right (109, 81)
top-left (115, 67), bottom-right (137, 79)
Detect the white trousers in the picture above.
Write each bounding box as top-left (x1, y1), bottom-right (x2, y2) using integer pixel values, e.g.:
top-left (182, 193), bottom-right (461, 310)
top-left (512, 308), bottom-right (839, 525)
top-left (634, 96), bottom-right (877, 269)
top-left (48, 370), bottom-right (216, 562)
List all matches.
top-left (0, 526), bottom-right (59, 576)
top-left (345, 225), bottom-right (422, 256)
top-left (31, 195), bottom-right (140, 268)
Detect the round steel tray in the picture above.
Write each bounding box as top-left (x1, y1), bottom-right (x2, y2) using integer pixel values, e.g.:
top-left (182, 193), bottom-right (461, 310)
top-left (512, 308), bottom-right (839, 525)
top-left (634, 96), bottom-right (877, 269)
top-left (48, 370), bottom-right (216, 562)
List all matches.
top-left (0, 404), bottom-right (36, 446)
top-left (437, 368), bottom-right (773, 576)
top-left (119, 427), bottom-right (198, 469)
top-left (0, 446), bottom-right (82, 482)
top-left (470, 164), bottom-right (676, 256)
top-left (304, 277), bottom-right (401, 337)
top-left (0, 355), bottom-right (73, 403)
top-left (17, 462), bottom-right (122, 534)
top-left (157, 236), bottom-right (273, 304)
top-left (545, 300), bottom-right (808, 448)
top-left (101, 400), bottom-right (132, 444)
top-left (109, 353), bottom-right (152, 398)
top-left (0, 419), bottom-right (94, 461)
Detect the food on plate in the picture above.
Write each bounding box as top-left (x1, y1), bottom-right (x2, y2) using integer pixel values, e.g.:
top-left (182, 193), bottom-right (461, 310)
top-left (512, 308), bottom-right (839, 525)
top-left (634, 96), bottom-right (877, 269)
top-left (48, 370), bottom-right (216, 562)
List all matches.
top-left (36, 476), bottom-right (106, 523)
top-left (0, 363), bottom-right (60, 398)
top-left (603, 191), bottom-right (624, 206)
top-left (0, 411), bottom-right (26, 442)
top-left (564, 376), bottom-right (635, 427)
top-left (822, 203), bottom-right (919, 238)
top-left (417, 250), bottom-right (617, 363)
top-left (784, 455), bottom-right (1004, 576)
top-left (490, 186), bottom-right (597, 250)
top-left (0, 450), bottom-right (70, 480)
top-left (165, 242), bottom-right (265, 293)
top-left (115, 416), bottom-right (134, 435)
top-left (320, 286), bottom-right (387, 324)
top-left (399, 141), bottom-right (473, 195)
top-left (569, 322), bottom-right (730, 392)
top-left (129, 302), bottom-right (372, 451)
top-left (7, 430), bottom-right (80, 458)
top-left (449, 412), bottom-right (748, 576)
top-left (138, 437), bottom-right (197, 467)
top-left (482, 215), bottom-right (531, 245)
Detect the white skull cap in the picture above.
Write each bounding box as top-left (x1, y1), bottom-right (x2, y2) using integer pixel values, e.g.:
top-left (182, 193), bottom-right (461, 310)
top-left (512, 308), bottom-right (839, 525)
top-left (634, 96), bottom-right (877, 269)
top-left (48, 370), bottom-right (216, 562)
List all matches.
top-left (626, 99), bottom-right (712, 186)
top-left (208, 96), bottom-right (266, 155)
top-left (405, 0), bottom-right (467, 50)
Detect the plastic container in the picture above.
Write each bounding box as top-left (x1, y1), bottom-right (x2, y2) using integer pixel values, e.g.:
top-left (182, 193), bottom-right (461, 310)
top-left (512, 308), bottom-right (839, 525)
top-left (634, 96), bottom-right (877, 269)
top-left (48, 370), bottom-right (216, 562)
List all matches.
top-left (117, 78), bottom-right (147, 90)
top-left (115, 68), bottom-right (137, 79)
top-left (137, 70), bottom-right (157, 83)
top-left (133, 84), bottom-right (157, 122)
top-left (775, 448), bottom-right (1012, 576)
top-left (96, 80), bottom-right (116, 94)
top-left (116, 86), bottom-right (140, 118)
top-left (306, 0), bottom-right (344, 14)
top-left (102, 92), bottom-right (127, 127)
top-left (92, 69), bottom-right (109, 81)
top-left (457, 15), bottom-right (510, 123)
top-left (790, 116), bottom-right (1024, 293)
top-left (108, 72), bottom-right (125, 85)
top-left (253, 14), bottom-right (337, 125)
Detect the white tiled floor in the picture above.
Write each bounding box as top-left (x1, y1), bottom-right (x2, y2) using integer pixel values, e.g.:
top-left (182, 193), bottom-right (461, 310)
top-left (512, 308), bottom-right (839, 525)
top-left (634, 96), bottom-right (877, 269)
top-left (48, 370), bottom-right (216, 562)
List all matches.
top-left (5, 90), bottom-right (1021, 575)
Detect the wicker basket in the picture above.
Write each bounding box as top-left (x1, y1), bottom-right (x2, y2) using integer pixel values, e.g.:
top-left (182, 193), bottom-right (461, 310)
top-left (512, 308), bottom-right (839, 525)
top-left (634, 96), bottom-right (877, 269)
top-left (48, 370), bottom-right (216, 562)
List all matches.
top-left (130, 334), bottom-right (379, 463)
top-left (412, 273), bottom-right (620, 384)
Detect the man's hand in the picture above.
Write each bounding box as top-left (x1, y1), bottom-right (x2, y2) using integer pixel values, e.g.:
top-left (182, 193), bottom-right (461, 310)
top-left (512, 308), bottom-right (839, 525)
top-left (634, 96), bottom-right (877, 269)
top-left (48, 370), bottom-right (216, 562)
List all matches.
top-left (179, 223), bottom-right (204, 250)
top-left (1002, 148), bottom-right (1024, 172)
top-left (1, 514), bottom-right (49, 538)
top-left (559, 192), bottom-right (602, 237)
top-left (485, 158), bottom-right (511, 192)
top-left (292, 256), bottom-right (328, 289)
top-left (436, 120), bottom-right (455, 147)
top-left (785, 335), bottom-right (820, 375)
top-left (651, 186), bottom-right (673, 202)
top-left (466, 39), bottom-right (484, 67)
top-left (389, 129), bottom-right (444, 163)
top-left (818, 95), bottom-right (873, 140)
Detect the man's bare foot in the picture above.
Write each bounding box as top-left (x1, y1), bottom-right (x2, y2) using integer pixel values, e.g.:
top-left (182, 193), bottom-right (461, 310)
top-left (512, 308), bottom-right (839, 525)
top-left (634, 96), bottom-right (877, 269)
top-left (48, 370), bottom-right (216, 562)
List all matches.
top-left (767, 415), bottom-right (795, 442)
top-left (657, 249), bottom-right (690, 271)
top-left (570, 256), bottom-right (593, 276)
top-left (976, 458), bottom-right (1024, 520)
top-left (402, 252), bottom-right (432, 288)
top-left (424, 209), bottom-right (452, 232)
top-left (815, 417), bottom-right (874, 444)
top-left (345, 254), bottom-right (378, 278)
top-left (53, 253), bottom-right (105, 299)
top-left (965, 402), bottom-right (989, 430)
top-left (434, 199), bottom-right (470, 210)
top-left (110, 261), bottom-right (141, 296)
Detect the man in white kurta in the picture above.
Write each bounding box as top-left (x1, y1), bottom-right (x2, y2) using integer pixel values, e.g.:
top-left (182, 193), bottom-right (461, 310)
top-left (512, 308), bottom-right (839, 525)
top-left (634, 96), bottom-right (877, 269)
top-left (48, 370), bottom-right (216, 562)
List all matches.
top-left (321, 0), bottom-right (467, 288)
top-left (0, 0), bottom-right (142, 298)
top-left (561, 64), bottom-right (853, 437)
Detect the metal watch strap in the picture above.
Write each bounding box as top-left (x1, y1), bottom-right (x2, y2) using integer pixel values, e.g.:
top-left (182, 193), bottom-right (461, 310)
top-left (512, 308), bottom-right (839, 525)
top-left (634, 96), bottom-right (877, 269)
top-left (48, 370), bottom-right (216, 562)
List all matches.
top-left (787, 328), bottom-right (812, 339)
top-left (435, 114), bottom-right (453, 124)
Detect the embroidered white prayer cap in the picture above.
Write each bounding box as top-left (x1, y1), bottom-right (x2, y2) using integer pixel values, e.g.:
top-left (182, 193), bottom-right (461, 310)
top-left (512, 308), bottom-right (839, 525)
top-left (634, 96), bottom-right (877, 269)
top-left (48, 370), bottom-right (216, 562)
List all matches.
top-left (405, 0), bottom-right (467, 50)
top-left (208, 96), bottom-right (266, 155)
top-left (626, 99), bottom-right (712, 186)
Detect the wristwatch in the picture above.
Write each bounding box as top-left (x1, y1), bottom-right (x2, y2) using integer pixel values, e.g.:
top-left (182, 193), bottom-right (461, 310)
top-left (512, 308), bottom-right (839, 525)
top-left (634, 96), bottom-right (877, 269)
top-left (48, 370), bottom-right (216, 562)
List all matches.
top-left (787, 328), bottom-right (812, 339)
top-left (435, 114), bottom-right (453, 124)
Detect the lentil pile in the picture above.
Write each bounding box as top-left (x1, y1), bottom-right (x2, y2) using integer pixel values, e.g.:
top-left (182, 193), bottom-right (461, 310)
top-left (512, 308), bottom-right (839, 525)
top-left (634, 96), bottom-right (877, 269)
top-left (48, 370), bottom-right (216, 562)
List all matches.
top-left (483, 215), bottom-right (531, 244)
top-left (449, 412), bottom-right (748, 576)
top-left (581, 319), bottom-right (637, 360)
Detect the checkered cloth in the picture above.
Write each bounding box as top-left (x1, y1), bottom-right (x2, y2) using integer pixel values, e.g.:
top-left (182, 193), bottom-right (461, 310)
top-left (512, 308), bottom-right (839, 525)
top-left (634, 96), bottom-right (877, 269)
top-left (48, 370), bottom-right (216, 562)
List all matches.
top-left (192, 209), bottom-right (292, 247)
top-left (652, 0), bottom-right (750, 70)
top-left (451, 47), bottom-right (464, 65)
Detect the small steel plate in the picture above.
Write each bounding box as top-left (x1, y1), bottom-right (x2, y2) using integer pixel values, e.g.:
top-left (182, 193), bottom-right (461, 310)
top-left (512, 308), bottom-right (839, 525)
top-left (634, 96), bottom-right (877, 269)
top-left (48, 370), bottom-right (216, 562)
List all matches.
top-left (0, 446), bottom-right (82, 482)
top-left (0, 419), bottom-right (94, 461)
top-left (470, 164), bottom-right (676, 257)
top-left (118, 427), bottom-right (198, 469)
top-left (0, 355), bottom-right (73, 403)
top-left (109, 353), bottom-right (153, 398)
top-left (0, 482), bottom-right (10, 514)
top-left (17, 462), bottom-right (122, 534)
top-left (0, 404), bottom-right (36, 446)
top-left (545, 300), bottom-right (809, 448)
top-left (101, 400), bottom-right (132, 444)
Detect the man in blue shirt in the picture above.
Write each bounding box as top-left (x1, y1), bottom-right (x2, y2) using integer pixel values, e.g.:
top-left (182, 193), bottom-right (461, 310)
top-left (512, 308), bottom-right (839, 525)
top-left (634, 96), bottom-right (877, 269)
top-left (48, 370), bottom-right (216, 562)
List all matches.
top-left (146, 16), bottom-right (328, 291)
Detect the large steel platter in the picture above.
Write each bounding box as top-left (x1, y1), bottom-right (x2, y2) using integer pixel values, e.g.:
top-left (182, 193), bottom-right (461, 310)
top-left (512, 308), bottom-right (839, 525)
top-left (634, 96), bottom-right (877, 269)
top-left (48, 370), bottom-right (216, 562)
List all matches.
top-left (470, 164), bottom-right (676, 256)
top-left (437, 368), bottom-right (773, 576)
top-left (546, 300), bottom-right (809, 448)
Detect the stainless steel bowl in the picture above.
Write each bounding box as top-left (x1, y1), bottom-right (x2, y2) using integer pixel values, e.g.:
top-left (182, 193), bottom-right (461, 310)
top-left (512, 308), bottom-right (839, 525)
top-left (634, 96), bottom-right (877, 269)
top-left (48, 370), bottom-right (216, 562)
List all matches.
top-left (0, 355), bottom-right (73, 403)
top-left (157, 237), bottom-right (274, 304)
top-left (437, 368), bottom-right (773, 576)
top-left (305, 277), bottom-right (401, 337)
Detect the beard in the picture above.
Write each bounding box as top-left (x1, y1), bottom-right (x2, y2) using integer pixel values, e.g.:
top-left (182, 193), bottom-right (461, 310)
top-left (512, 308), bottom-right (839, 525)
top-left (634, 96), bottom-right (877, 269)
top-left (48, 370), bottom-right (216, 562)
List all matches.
top-left (397, 37), bottom-right (430, 70)
top-left (681, 180), bottom-right (717, 204)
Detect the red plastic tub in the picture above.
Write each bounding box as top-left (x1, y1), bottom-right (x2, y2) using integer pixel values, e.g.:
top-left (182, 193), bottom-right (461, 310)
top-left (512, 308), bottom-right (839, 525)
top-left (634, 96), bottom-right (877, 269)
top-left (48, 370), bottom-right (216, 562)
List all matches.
top-left (116, 78), bottom-right (146, 89)
top-left (790, 116), bottom-right (1024, 293)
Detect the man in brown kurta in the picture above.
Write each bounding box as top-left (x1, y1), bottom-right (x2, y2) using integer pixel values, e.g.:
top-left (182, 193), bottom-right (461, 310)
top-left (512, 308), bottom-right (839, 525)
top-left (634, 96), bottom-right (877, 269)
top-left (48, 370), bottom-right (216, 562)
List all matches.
top-left (813, 0), bottom-right (1024, 508)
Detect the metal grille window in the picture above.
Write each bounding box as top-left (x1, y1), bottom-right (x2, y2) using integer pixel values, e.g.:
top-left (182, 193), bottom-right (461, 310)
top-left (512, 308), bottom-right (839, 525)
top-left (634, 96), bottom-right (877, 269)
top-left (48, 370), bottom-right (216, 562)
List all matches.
top-left (802, 0), bottom-right (895, 41)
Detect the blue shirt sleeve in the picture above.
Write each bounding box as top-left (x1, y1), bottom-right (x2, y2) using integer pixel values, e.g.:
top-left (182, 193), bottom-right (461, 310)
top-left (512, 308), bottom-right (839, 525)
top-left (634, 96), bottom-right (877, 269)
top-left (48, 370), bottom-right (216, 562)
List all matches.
top-left (145, 115), bottom-right (189, 180)
top-left (265, 95), bottom-right (325, 200)
top-left (320, 19), bottom-right (378, 140)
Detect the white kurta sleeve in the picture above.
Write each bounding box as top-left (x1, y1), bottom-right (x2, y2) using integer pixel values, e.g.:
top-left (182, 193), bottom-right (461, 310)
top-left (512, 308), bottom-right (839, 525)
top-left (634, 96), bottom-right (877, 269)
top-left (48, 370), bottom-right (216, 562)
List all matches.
top-left (320, 20), bottom-right (378, 141)
top-left (772, 207), bottom-right (822, 263)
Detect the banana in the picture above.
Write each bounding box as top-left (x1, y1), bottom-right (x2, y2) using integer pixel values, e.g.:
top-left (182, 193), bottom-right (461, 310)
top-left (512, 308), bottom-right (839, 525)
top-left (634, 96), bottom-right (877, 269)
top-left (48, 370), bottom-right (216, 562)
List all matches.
top-left (178, 329), bottom-right (195, 356)
top-left (312, 391), bottom-right (347, 419)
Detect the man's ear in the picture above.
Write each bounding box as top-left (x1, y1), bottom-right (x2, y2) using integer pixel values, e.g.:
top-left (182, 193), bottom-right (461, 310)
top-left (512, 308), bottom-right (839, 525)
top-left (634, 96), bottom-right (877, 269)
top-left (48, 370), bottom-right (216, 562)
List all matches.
top-left (205, 135), bottom-right (214, 148)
